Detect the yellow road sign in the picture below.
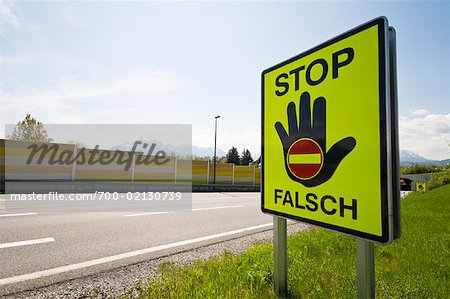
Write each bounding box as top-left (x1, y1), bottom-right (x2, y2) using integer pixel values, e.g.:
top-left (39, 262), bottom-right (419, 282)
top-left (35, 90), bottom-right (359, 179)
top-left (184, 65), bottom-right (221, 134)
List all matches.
top-left (262, 17), bottom-right (396, 243)
top-left (416, 182), bottom-right (426, 192)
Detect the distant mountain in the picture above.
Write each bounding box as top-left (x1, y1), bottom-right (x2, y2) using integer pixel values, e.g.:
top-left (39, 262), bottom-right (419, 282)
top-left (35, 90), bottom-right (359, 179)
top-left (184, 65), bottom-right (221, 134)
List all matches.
top-left (400, 150), bottom-right (432, 164)
top-left (400, 150), bottom-right (449, 166)
top-left (440, 159), bottom-right (450, 165)
top-left (111, 142), bottom-right (448, 165)
top-left (191, 146), bottom-right (226, 158)
top-left (111, 138), bottom-right (226, 158)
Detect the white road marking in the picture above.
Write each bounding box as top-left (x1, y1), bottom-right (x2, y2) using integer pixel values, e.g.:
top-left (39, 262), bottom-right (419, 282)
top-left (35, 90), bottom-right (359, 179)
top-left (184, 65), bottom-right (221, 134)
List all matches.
top-left (193, 196), bottom-right (258, 201)
top-left (125, 205), bottom-right (243, 217)
top-left (0, 213), bottom-right (37, 218)
top-left (0, 222), bottom-right (272, 286)
top-left (0, 237), bottom-right (55, 249)
top-left (124, 211), bottom-right (169, 217)
top-left (192, 205), bottom-right (243, 212)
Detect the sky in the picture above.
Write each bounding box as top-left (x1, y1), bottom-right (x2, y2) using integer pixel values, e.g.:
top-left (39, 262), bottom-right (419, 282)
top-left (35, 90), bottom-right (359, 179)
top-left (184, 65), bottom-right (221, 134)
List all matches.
top-left (0, 0), bottom-right (449, 160)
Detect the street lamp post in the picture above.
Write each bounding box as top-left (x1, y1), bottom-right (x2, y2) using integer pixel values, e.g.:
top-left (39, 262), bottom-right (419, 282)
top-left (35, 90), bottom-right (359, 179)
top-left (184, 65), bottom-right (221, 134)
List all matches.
top-left (213, 115), bottom-right (220, 184)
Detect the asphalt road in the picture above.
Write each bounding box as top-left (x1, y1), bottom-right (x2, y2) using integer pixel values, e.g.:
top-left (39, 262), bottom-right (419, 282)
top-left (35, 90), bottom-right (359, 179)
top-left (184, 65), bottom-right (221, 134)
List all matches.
top-left (0, 192), bottom-right (274, 295)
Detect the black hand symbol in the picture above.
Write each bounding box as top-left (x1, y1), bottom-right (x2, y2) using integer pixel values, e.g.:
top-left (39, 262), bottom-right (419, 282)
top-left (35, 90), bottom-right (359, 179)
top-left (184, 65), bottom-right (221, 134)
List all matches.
top-left (275, 91), bottom-right (356, 187)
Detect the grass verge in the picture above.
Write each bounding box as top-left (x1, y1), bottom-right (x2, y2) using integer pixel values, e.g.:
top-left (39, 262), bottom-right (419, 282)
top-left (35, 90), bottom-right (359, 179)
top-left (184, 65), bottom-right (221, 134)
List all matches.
top-left (123, 185), bottom-right (450, 298)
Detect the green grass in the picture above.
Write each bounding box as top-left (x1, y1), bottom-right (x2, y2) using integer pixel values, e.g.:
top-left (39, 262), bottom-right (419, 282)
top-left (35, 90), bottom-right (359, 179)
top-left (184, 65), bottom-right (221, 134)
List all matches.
top-left (123, 185), bottom-right (450, 298)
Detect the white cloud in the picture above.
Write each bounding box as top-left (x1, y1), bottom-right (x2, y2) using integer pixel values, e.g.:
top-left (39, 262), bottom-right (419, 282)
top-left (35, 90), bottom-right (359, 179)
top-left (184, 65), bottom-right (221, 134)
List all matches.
top-left (411, 108), bottom-right (430, 116)
top-left (0, 46), bottom-right (81, 85)
top-left (399, 112), bottom-right (450, 160)
top-left (0, 0), bottom-right (21, 35)
top-left (0, 54), bottom-right (28, 65)
top-left (0, 66), bottom-right (179, 122)
top-left (61, 4), bottom-right (83, 27)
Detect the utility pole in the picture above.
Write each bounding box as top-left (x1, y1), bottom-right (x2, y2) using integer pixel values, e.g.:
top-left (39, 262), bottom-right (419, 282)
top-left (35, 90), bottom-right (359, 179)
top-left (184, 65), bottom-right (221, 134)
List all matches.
top-left (213, 115), bottom-right (220, 184)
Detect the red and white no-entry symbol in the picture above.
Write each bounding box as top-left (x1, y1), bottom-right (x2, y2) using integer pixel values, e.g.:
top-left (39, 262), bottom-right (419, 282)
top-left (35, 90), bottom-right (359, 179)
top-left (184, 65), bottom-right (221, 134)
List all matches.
top-left (287, 138), bottom-right (324, 179)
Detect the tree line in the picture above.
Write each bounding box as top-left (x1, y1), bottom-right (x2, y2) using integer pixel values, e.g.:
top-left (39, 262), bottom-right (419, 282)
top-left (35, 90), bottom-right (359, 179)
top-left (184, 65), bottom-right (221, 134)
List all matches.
top-left (401, 163), bottom-right (449, 175)
top-left (224, 146), bottom-right (255, 166)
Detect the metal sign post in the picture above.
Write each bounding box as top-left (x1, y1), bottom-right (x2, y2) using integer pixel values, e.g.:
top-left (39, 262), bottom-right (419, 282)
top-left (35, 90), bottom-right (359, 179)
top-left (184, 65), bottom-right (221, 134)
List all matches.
top-left (356, 239), bottom-right (375, 298)
top-left (273, 216), bottom-right (287, 296)
top-left (262, 17), bottom-right (399, 296)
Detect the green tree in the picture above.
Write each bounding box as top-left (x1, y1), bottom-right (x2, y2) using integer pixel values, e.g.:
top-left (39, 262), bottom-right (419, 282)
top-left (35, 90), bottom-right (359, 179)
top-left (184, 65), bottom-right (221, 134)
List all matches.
top-left (8, 114), bottom-right (52, 142)
top-left (226, 147), bottom-right (240, 165)
top-left (428, 170), bottom-right (450, 189)
top-left (240, 149), bottom-right (253, 166)
top-left (401, 163), bottom-right (443, 175)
